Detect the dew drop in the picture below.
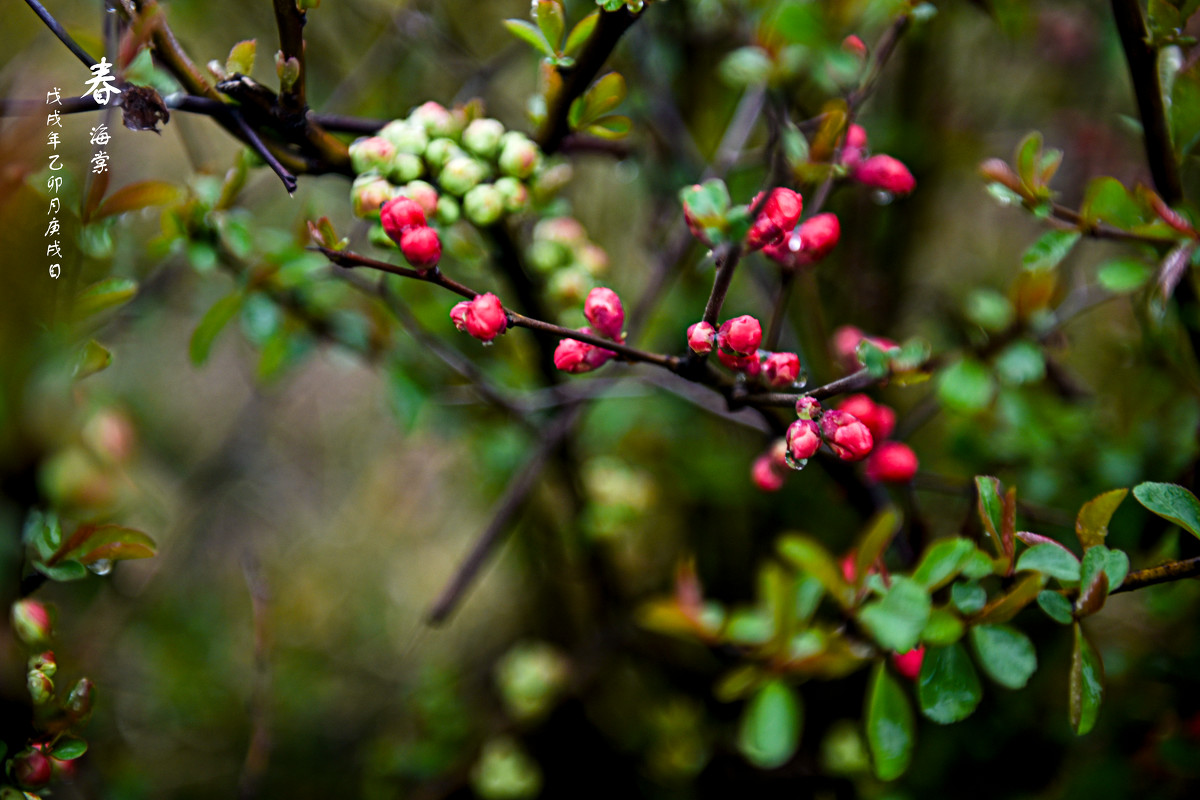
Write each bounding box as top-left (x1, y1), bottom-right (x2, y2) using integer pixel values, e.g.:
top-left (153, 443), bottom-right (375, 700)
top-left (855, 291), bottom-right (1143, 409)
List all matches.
top-left (481, 340), bottom-right (494, 348)
top-left (791, 367), bottom-right (809, 389)
top-left (88, 559), bottom-right (113, 576)
top-left (783, 452), bottom-right (809, 472)
top-left (787, 231), bottom-right (803, 252)
top-left (870, 189), bottom-right (894, 206)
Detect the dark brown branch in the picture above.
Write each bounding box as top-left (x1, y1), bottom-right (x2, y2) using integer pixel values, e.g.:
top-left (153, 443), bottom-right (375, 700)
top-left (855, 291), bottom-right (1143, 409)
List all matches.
top-left (1110, 0), bottom-right (1182, 204)
top-left (228, 107), bottom-right (298, 194)
top-left (536, 6), bottom-right (642, 153)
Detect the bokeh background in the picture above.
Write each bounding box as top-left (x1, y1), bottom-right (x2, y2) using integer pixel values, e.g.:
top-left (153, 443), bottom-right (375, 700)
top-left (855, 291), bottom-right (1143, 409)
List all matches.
top-left (3, 0), bottom-right (1200, 797)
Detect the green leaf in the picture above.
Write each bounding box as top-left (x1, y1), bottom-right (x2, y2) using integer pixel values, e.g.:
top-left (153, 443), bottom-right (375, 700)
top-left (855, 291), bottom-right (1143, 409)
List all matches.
top-left (975, 573), bottom-right (1044, 624)
top-left (994, 340), bottom-right (1045, 386)
top-left (865, 662), bottom-right (915, 781)
top-left (190, 292), bottom-right (244, 366)
top-left (719, 46), bottom-right (773, 87)
top-left (504, 19), bottom-right (554, 57)
top-left (1069, 622), bottom-right (1104, 735)
top-left (1079, 544), bottom-right (1127, 598)
top-left (534, 1), bottom-right (566, 51)
top-left (1080, 177), bottom-right (1144, 229)
top-left (51, 738), bottom-right (88, 760)
top-left (917, 643), bottom-right (983, 724)
top-left (778, 535), bottom-right (853, 609)
top-left (1022, 230), bottom-right (1081, 273)
top-left (75, 278), bottom-right (138, 318)
top-left (912, 538), bottom-right (975, 591)
top-left (33, 559), bottom-right (88, 581)
top-left (1102, 548), bottom-right (1130, 591)
top-left (564, 12), bottom-right (599, 57)
top-left (738, 679), bottom-right (802, 769)
top-left (960, 549), bottom-right (996, 580)
top-left (1097, 259), bottom-right (1152, 293)
top-left (225, 39), bottom-right (257, 76)
top-left (937, 358), bottom-right (995, 413)
top-left (569, 72), bottom-right (626, 129)
top-left (1132, 482), bottom-right (1200, 540)
top-left (90, 180), bottom-right (180, 221)
top-left (1037, 590), bottom-right (1074, 624)
top-left (858, 577), bottom-right (932, 653)
top-left (74, 339), bottom-right (113, 380)
top-left (970, 624), bottom-right (1037, 689)
top-left (853, 507), bottom-right (902, 589)
top-left (584, 114), bottom-right (632, 140)
top-left (1015, 131), bottom-right (1043, 188)
top-left (921, 607), bottom-right (965, 645)
top-left (951, 582), bottom-right (988, 615)
top-left (965, 288), bottom-right (1015, 332)
top-left (1076, 489), bottom-right (1128, 550)
top-left (975, 476), bottom-right (1005, 556)
top-left (1015, 543), bottom-right (1081, 582)
top-left (52, 524), bottom-right (157, 565)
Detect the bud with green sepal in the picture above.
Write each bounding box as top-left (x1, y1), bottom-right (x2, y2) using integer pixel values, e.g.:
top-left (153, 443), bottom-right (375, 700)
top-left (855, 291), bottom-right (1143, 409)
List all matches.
top-left (498, 132), bottom-right (543, 179)
top-left (440, 156), bottom-right (488, 196)
top-left (464, 184), bottom-right (506, 226)
top-left (378, 120), bottom-right (429, 155)
top-left (348, 136), bottom-right (397, 175)
top-left (494, 177), bottom-right (530, 213)
top-left (462, 118), bottom-right (507, 159)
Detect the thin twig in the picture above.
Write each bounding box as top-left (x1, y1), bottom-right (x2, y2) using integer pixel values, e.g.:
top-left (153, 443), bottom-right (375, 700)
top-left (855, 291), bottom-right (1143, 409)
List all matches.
top-left (425, 407), bottom-right (583, 625)
top-left (1111, 556), bottom-right (1200, 594)
top-left (228, 107), bottom-right (298, 194)
top-left (271, 0), bottom-right (308, 115)
top-left (24, 0), bottom-right (97, 69)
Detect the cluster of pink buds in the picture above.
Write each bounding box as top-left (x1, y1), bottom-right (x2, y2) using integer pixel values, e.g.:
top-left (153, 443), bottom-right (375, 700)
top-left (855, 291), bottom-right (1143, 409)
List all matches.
top-left (793, 395), bottom-right (873, 463)
top-left (831, 325), bottom-right (898, 374)
top-left (553, 287), bottom-right (624, 374)
top-left (745, 188), bottom-right (803, 251)
top-left (451, 293), bottom-right (508, 343)
top-left (838, 394), bottom-right (918, 484)
top-left (763, 212), bottom-right (841, 270)
top-left (840, 123), bottom-right (916, 196)
top-left (380, 197), bottom-right (442, 271)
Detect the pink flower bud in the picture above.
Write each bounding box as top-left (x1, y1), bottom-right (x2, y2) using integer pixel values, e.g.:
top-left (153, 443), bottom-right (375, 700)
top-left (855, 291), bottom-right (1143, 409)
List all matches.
top-left (795, 396), bottom-right (821, 419)
top-left (718, 315), bottom-right (763, 356)
top-left (687, 321), bottom-right (716, 354)
top-left (841, 124), bottom-right (869, 170)
top-left (450, 301), bottom-right (470, 331)
top-left (29, 651), bottom-right (56, 676)
top-left (762, 352), bottom-right (801, 388)
top-left (11, 599), bottom-right (52, 646)
top-left (751, 455), bottom-right (786, 492)
top-left (400, 180), bottom-right (440, 217)
top-left (837, 394), bottom-right (896, 442)
top-left (820, 409), bottom-right (874, 461)
top-left (553, 333), bottom-right (614, 374)
top-left (842, 35), bottom-right (867, 58)
top-left (765, 213), bottom-right (841, 269)
top-left (463, 293), bottom-right (508, 342)
top-left (12, 749), bottom-right (52, 790)
top-left (866, 441), bottom-right (919, 484)
top-left (892, 646), bottom-right (926, 681)
top-left (380, 197), bottom-right (427, 243)
top-left (853, 154), bottom-right (916, 195)
top-left (786, 418), bottom-right (821, 461)
top-left (584, 287), bottom-right (625, 340)
top-left (399, 226), bottom-right (442, 271)
top-left (716, 348), bottom-right (761, 377)
top-left (554, 338), bottom-right (594, 373)
top-left (348, 136), bottom-right (397, 175)
top-left (768, 438), bottom-right (789, 470)
top-left (745, 187), bottom-right (803, 251)
top-left (681, 186), bottom-right (715, 247)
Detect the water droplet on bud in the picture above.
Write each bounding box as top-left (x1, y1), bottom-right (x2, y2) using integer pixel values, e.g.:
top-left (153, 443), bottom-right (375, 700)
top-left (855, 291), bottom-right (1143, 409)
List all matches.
top-left (783, 452), bottom-right (809, 471)
top-left (870, 189), bottom-right (894, 206)
top-left (787, 232), bottom-right (803, 252)
top-left (88, 559), bottom-right (113, 576)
